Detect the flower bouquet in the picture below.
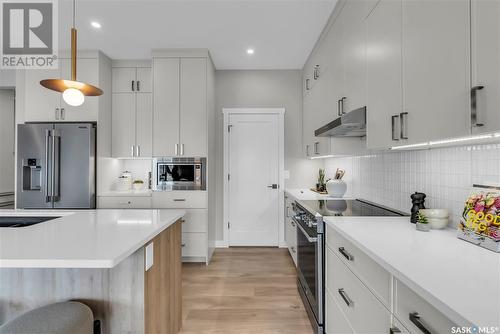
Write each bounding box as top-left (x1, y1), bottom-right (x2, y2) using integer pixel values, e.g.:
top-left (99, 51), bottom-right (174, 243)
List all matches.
top-left (457, 186), bottom-right (500, 252)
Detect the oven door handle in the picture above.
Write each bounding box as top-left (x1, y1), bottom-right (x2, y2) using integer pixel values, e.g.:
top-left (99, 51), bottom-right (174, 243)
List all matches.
top-left (296, 219), bottom-right (317, 242)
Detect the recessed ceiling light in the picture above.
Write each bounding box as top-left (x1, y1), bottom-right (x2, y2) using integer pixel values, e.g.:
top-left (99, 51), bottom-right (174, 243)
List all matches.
top-left (91, 21), bottom-right (102, 29)
top-left (246, 48), bottom-right (254, 55)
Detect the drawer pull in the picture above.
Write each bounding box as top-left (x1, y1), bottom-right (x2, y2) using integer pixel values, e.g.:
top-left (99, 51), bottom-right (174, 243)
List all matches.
top-left (173, 199), bottom-right (186, 202)
top-left (338, 288), bottom-right (354, 308)
top-left (338, 247), bottom-right (354, 261)
top-left (390, 327), bottom-right (401, 334)
top-left (409, 312), bottom-right (432, 334)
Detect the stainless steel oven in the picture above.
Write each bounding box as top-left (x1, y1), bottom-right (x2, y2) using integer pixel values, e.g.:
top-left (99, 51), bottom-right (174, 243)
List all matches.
top-left (292, 201), bottom-right (324, 334)
top-left (152, 157), bottom-right (206, 191)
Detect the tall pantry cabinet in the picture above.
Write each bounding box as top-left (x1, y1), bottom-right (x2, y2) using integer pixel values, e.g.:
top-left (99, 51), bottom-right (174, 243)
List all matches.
top-left (151, 50), bottom-right (216, 264)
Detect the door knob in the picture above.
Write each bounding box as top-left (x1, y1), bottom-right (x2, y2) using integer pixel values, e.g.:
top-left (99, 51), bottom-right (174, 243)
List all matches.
top-left (267, 184), bottom-right (279, 189)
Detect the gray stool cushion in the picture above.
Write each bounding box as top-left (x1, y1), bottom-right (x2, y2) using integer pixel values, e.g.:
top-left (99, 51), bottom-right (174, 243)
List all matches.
top-left (0, 301), bottom-right (93, 334)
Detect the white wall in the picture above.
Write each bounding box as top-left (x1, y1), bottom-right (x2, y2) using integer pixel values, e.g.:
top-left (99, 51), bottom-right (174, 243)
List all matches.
top-left (323, 143), bottom-right (500, 228)
top-left (0, 70), bottom-right (16, 87)
top-left (215, 70), bottom-right (322, 241)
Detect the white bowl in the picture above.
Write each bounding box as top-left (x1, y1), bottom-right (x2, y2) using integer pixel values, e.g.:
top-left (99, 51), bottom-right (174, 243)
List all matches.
top-left (428, 217), bottom-right (449, 229)
top-left (419, 209), bottom-right (449, 219)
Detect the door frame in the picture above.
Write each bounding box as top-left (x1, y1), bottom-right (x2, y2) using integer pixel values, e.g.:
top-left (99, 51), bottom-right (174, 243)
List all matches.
top-left (222, 108), bottom-right (285, 248)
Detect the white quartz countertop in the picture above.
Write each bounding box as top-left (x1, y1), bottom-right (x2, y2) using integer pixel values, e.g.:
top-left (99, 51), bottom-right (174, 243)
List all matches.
top-left (0, 209), bottom-right (185, 268)
top-left (324, 216), bottom-right (500, 328)
top-left (285, 188), bottom-right (337, 200)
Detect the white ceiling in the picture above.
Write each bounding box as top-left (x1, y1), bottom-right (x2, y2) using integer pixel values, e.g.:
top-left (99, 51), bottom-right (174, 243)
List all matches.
top-left (58, 0), bottom-right (337, 69)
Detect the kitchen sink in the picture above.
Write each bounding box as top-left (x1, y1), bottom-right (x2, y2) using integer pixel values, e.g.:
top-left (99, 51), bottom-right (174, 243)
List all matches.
top-left (0, 216), bottom-right (60, 228)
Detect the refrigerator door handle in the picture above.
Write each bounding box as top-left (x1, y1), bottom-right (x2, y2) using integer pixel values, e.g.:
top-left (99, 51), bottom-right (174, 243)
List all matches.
top-left (45, 129), bottom-right (51, 202)
top-left (52, 130), bottom-right (61, 202)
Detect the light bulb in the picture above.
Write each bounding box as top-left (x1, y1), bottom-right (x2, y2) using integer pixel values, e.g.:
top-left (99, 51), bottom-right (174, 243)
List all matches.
top-left (63, 88), bottom-right (84, 106)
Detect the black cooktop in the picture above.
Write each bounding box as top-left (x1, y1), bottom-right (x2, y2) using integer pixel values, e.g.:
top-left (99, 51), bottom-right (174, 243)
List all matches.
top-left (297, 199), bottom-right (408, 217)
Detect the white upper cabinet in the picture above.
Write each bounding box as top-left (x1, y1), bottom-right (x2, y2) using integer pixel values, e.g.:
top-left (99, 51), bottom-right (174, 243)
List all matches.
top-left (179, 58), bottom-right (207, 157)
top-left (366, 0), bottom-right (403, 149)
top-left (112, 65), bottom-right (152, 158)
top-left (402, 0), bottom-right (470, 145)
top-left (19, 52), bottom-right (109, 123)
top-left (152, 58), bottom-right (180, 157)
top-left (471, 0), bottom-right (500, 134)
top-left (23, 68), bottom-right (61, 122)
top-left (136, 67), bottom-right (152, 93)
top-left (112, 67), bottom-right (136, 93)
top-left (340, 0), bottom-right (367, 113)
top-left (153, 52), bottom-right (211, 157)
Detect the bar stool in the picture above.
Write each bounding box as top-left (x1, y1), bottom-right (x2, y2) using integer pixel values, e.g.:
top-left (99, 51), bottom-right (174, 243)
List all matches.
top-left (0, 301), bottom-right (94, 334)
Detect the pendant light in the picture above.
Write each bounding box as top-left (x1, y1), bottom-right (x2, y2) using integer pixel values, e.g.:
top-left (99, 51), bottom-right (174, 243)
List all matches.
top-left (40, 0), bottom-right (103, 106)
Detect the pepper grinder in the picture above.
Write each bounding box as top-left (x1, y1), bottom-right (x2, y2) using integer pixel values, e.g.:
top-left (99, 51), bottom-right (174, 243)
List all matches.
top-left (410, 192), bottom-right (426, 224)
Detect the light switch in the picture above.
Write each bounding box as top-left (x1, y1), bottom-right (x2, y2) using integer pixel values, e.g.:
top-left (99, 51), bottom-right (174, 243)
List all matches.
top-left (145, 242), bottom-right (154, 271)
top-left (284, 170), bottom-right (290, 180)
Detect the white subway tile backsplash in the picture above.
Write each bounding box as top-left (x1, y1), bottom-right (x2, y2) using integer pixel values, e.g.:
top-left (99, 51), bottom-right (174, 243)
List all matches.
top-left (324, 143), bottom-right (500, 228)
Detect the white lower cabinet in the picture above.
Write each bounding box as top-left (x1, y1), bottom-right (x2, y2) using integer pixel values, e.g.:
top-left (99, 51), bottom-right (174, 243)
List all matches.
top-left (326, 247), bottom-right (391, 334)
top-left (284, 195), bottom-right (297, 266)
top-left (97, 196), bottom-right (152, 209)
top-left (181, 232), bottom-right (207, 258)
top-left (326, 288), bottom-right (355, 334)
top-left (152, 192), bottom-right (209, 263)
top-left (394, 279), bottom-right (457, 334)
top-left (325, 225), bottom-right (457, 334)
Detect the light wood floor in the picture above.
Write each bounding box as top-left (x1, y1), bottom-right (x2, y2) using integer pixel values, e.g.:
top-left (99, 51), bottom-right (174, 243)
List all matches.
top-left (180, 248), bottom-right (314, 334)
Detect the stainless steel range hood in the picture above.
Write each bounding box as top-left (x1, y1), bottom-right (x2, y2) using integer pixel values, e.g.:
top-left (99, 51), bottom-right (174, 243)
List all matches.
top-left (314, 106), bottom-right (366, 137)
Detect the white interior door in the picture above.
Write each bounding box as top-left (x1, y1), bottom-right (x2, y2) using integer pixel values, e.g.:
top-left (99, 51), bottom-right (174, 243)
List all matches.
top-left (228, 113), bottom-right (280, 246)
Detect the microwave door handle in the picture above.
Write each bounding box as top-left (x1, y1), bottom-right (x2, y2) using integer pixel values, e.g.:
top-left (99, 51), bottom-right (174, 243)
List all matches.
top-left (296, 220), bottom-right (317, 242)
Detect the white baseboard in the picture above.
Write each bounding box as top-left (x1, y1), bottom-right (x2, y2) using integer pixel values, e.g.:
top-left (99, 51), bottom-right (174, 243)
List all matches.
top-left (215, 241), bottom-right (229, 248)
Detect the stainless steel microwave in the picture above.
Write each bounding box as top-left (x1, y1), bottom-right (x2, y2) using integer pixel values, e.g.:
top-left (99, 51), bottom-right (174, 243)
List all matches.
top-left (152, 157), bottom-right (206, 191)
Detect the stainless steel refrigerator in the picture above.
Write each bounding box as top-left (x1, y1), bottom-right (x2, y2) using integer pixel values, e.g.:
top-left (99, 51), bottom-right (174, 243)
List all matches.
top-left (16, 123), bottom-right (96, 209)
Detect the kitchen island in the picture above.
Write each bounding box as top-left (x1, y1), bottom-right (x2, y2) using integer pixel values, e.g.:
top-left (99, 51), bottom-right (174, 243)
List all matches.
top-left (0, 209), bottom-right (185, 334)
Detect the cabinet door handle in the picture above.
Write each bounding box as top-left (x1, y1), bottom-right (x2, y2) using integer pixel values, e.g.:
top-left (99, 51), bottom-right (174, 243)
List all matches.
top-left (338, 288), bottom-right (354, 307)
top-left (136, 145), bottom-right (140, 157)
top-left (390, 327), bottom-right (401, 334)
top-left (400, 112), bottom-right (408, 139)
top-left (61, 108), bottom-right (65, 120)
top-left (314, 142), bottom-right (319, 155)
top-left (173, 198), bottom-right (186, 202)
top-left (306, 145), bottom-right (310, 157)
top-left (55, 108), bottom-right (60, 120)
top-left (305, 78), bottom-right (310, 91)
top-left (180, 144), bottom-right (184, 156)
top-left (131, 80), bottom-right (135, 91)
top-left (313, 65), bottom-right (320, 80)
top-left (391, 115), bottom-right (400, 141)
top-left (131, 146), bottom-right (135, 157)
top-left (409, 312), bottom-right (432, 334)
top-left (337, 99), bottom-right (342, 116)
top-left (340, 97), bottom-right (346, 114)
top-left (137, 81), bottom-right (140, 91)
top-left (338, 247), bottom-right (354, 261)
top-left (471, 85), bottom-right (484, 127)
top-left (175, 144), bottom-right (179, 155)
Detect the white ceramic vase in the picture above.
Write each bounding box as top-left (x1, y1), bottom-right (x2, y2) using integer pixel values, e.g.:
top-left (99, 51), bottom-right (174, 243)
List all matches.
top-left (326, 179), bottom-right (347, 198)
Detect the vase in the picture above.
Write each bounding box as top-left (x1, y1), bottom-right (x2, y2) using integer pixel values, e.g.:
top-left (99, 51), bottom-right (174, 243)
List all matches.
top-left (326, 179), bottom-right (347, 198)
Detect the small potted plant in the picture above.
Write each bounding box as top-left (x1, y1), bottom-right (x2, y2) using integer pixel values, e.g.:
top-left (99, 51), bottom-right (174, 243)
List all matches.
top-left (316, 169), bottom-right (326, 192)
top-left (132, 180), bottom-right (144, 191)
top-left (416, 211), bottom-right (430, 232)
